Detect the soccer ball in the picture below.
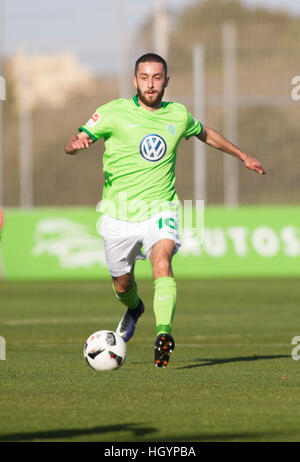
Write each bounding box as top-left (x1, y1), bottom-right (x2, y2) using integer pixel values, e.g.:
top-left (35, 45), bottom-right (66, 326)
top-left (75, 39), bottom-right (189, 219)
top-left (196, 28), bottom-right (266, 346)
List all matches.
top-left (83, 330), bottom-right (126, 371)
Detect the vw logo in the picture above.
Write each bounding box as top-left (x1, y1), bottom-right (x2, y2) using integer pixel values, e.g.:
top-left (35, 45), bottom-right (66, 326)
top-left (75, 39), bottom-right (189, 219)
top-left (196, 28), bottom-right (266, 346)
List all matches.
top-left (139, 134), bottom-right (167, 162)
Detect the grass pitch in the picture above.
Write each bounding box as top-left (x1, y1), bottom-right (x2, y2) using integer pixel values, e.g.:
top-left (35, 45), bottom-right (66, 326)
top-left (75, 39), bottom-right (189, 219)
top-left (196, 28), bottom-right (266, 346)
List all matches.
top-left (0, 278), bottom-right (300, 442)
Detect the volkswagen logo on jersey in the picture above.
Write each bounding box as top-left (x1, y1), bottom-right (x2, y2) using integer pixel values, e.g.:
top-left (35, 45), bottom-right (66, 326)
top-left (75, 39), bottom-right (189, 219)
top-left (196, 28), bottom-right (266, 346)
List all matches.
top-left (139, 134), bottom-right (167, 162)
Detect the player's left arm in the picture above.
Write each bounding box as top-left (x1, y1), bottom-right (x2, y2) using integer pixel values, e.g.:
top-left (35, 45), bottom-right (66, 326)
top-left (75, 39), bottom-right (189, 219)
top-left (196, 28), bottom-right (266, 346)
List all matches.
top-left (197, 126), bottom-right (266, 175)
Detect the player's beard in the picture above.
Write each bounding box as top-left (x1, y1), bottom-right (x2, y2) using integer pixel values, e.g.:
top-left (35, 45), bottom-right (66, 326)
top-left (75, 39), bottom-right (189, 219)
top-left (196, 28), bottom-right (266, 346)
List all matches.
top-left (136, 84), bottom-right (166, 108)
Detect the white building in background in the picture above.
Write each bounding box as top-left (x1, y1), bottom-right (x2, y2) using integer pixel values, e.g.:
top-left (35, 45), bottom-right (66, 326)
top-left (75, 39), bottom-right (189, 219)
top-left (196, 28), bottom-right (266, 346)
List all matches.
top-left (8, 52), bottom-right (95, 109)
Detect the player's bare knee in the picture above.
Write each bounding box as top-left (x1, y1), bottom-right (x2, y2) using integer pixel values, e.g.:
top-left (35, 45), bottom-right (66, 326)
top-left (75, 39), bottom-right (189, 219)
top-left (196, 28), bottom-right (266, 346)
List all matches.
top-left (112, 274), bottom-right (134, 294)
top-left (152, 257), bottom-right (172, 278)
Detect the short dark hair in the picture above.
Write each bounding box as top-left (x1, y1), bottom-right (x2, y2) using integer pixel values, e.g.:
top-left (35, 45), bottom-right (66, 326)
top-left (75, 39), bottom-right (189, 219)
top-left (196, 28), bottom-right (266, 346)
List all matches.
top-left (134, 53), bottom-right (168, 78)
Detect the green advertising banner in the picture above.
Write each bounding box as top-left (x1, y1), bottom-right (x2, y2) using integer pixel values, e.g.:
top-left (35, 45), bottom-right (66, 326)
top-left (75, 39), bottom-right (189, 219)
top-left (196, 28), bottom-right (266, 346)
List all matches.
top-left (0, 206), bottom-right (300, 280)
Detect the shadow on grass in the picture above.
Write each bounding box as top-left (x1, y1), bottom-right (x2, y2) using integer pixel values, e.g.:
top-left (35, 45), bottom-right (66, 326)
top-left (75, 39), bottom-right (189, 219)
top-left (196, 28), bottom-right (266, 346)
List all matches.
top-left (176, 354), bottom-right (291, 370)
top-left (146, 429), bottom-right (291, 442)
top-left (0, 422), bottom-right (157, 442)
top-left (1, 427), bottom-right (294, 443)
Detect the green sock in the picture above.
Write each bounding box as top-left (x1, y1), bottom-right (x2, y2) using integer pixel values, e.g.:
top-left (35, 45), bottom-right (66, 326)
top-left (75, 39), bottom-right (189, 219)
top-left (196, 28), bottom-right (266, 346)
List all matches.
top-left (153, 277), bottom-right (177, 335)
top-left (113, 281), bottom-right (140, 310)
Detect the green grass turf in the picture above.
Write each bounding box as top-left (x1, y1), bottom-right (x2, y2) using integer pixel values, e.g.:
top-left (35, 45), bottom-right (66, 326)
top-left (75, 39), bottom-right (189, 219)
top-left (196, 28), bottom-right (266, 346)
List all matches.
top-left (0, 278), bottom-right (300, 442)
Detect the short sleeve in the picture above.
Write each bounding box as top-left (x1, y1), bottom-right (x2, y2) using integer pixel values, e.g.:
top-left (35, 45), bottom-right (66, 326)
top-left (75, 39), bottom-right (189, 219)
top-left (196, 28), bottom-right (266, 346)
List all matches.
top-left (184, 110), bottom-right (203, 140)
top-left (79, 103), bottom-right (113, 142)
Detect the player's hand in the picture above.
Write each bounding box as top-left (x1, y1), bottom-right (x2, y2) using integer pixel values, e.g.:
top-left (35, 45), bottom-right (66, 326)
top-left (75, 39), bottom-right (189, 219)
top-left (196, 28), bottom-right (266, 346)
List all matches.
top-left (243, 155), bottom-right (266, 175)
top-left (71, 136), bottom-right (93, 151)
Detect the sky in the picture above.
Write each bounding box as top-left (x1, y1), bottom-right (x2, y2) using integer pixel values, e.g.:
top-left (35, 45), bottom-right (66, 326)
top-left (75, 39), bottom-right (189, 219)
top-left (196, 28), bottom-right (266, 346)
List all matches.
top-left (2, 0), bottom-right (300, 74)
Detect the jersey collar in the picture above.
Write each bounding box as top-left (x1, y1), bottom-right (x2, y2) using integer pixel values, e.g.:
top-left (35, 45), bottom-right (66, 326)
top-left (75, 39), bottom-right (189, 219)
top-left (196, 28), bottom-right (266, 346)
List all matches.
top-left (133, 94), bottom-right (140, 107)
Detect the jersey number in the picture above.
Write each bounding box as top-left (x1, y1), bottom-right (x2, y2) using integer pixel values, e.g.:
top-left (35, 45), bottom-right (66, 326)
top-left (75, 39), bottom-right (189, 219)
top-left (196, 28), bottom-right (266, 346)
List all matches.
top-left (157, 216), bottom-right (177, 231)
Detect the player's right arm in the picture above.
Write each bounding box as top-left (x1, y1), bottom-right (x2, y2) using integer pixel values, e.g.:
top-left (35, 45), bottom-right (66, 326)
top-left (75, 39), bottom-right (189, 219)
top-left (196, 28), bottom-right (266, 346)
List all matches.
top-left (64, 131), bottom-right (93, 155)
top-left (65, 103), bottom-right (114, 155)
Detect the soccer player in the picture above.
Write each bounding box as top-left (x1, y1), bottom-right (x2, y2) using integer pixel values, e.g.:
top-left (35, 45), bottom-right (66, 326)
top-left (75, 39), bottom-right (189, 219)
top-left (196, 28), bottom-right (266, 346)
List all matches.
top-left (64, 53), bottom-right (265, 368)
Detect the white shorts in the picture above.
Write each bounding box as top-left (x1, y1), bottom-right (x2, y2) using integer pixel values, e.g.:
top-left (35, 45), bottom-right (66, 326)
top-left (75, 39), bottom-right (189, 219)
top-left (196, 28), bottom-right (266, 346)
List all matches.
top-left (99, 211), bottom-right (181, 277)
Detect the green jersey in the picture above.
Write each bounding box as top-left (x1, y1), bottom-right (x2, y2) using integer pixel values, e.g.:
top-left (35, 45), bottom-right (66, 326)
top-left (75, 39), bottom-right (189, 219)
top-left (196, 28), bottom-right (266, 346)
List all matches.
top-left (79, 95), bottom-right (203, 221)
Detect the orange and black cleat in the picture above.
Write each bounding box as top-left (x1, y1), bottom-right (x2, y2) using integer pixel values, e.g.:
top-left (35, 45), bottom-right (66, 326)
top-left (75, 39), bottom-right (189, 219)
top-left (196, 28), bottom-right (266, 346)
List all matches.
top-left (154, 334), bottom-right (175, 368)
